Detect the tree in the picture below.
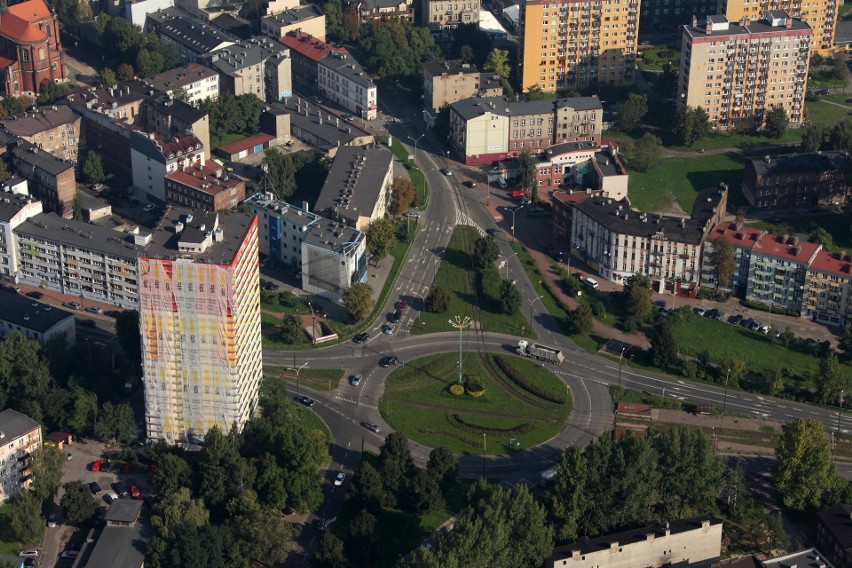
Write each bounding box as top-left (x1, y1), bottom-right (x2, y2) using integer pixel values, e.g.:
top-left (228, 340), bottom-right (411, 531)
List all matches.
top-left (407, 469), bottom-right (444, 514)
top-left (152, 453), bottom-right (192, 496)
top-left (518, 150), bottom-right (538, 201)
top-left (765, 106), bottom-right (789, 139)
top-left (380, 432), bottom-right (412, 496)
top-left (356, 20), bottom-right (439, 85)
top-left (262, 148), bottom-right (297, 198)
top-left (473, 235), bottom-right (499, 271)
top-left (830, 120), bottom-right (852, 152)
top-left (171, 87), bottom-right (189, 103)
top-left (0, 159), bottom-right (10, 182)
top-left (652, 427), bottom-right (724, 517)
top-left (833, 52), bottom-right (850, 82)
top-left (99, 67), bottom-right (117, 87)
top-left (425, 285), bottom-right (451, 313)
top-left (452, 23), bottom-right (493, 67)
top-left (389, 177), bottom-right (416, 217)
top-left (427, 446), bottom-right (458, 485)
top-left (342, 282), bottom-right (374, 322)
top-left (10, 491), bottom-right (42, 544)
top-left (802, 123), bottom-right (826, 152)
top-left (135, 48), bottom-right (164, 77)
top-left (229, 508), bottom-right (292, 565)
top-left (94, 401), bottom-right (137, 443)
top-left (623, 274), bottom-right (652, 322)
top-left (616, 93), bottom-right (648, 132)
top-left (709, 236), bottom-right (736, 291)
top-left (323, 0), bottom-right (344, 41)
top-left (366, 218), bottom-right (397, 263)
top-left (811, 227), bottom-right (834, 248)
top-left (673, 105), bottom-right (710, 146)
top-left (255, 453), bottom-right (288, 511)
top-left (483, 48), bottom-right (511, 80)
top-left (343, 3), bottom-right (361, 40)
top-left (117, 63), bottom-right (135, 81)
top-left (279, 314), bottom-right (305, 344)
top-left (781, 327), bottom-right (795, 348)
top-left (37, 81), bottom-right (70, 105)
top-left (349, 509), bottom-right (377, 564)
top-left (569, 304), bottom-right (594, 335)
top-left (650, 321), bottom-right (677, 368)
top-left (61, 480), bottom-right (97, 524)
top-left (351, 461), bottom-right (386, 511)
top-left (83, 151), bottom-right (106, 184)
top-left (499, 279), bottom-right (521, 315)
top-left (64, 386), bottom-right (98, 435)
top-left (30, 445), bottom-right (65, 502)
top-left (840, 322), bottom-right (852, 355)
top-left (548, 446), bottom-right (587, 541)
top-left (774, 418), bottom-right (845, 511)
top-left (624, 133), bottom-right (662, 172)
top-left (816, 353), bottom-right (846, 405)
top-left (237, 94), bottom-right (264, 134)
top-left (72, 195), bottom-right (83, 221)
top-left (458, 44), bottom-right (475, 63)
top-left (315, 533), bottom-right (347, 568)
top-left (115, 309), bottom-right (141, 369)
top-left (153, 487), bottom-right (210, 538)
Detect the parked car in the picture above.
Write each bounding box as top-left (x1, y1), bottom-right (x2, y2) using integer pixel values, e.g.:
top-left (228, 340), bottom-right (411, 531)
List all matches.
top-left (334, 472), bottom-right (346, 486)
top-left (464, 180), bottom-right (477, 188)
top-left (441, 168), bottom-right (453, 176)
top-left (113, 482), bottom-right (129, 498)
top-left (353, 332), bottom-right (369, 343)
top-left (379, 356), bottom-right (398, 367)
top-left (398, 300), bottom-right (409, 312)
top-left (66, 453), bottom-right (73, 461)
top-left (759, 324), bottom-right (771, 334)
top-left (497, 179), bottom-right (507, 188)
top-left (88, 482), bottom-right (102, 494)
top-left (129, 484), bottom-right (141, 499)
top-left (704, 308), bottom-right (718, 319)
top-left (85, 306), bottom-right (103, 314)
top-left (350, 374), bottom-right (363, 386)
top-left (295, 395), bottom-right (316, 408)
top-left (18, 550), bottom-right (39, 558)
top-left (25, 291), bottom-right (43, 299)
top-left (390, 310), bottom-right (402, 323)
top-left (105, 492), bottom-right (119, 503)
top-left (383, 322), bottom-right (396, 335)
top-left (486, 228), bottom-right (497, 236)
top-left (91, 183), bottom-right (103, 190)
top-left (64, 301), bottom-right (81, 310)
top-left (653, 300), bottom-right (667, 308)
top-left (362, 422), bottom-right (381, 433)
top-left (47, 513), bottom-right (56, 528)
top-left (728, 314), bottom-right (744, 325)
top-left (61, 551), bottom-right (80, 559)
top-left (404, 211), bottom-right (420, 218)
top-left (143, 203), bottom-right (156, 212)
top-left (740, 317), bottom-right (754, 328)
top-left (89, 460), bottom-right (104, 472)
top-left (694, 307), bottom-right (707, 316)
top-left (750, 320), bottom-right (762, 331)
top-left (712, 310), bottom-right (724, 320)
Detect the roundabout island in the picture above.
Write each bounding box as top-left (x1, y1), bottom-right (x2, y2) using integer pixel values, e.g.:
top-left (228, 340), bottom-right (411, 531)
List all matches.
top-left (380, 352), bottom-right (572, 455)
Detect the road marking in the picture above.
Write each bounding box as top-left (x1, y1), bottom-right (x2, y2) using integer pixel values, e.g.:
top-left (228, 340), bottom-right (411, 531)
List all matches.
top-left (334, 395), bottom-right (378, 410)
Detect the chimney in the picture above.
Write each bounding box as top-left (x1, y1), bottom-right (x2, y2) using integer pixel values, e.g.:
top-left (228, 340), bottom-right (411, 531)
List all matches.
top-left (786, 15), bottom-right (792, 28)
top-left (692, 14), bottom-right (697, 27)
top-left (706, 16), bottom-right (712, 33)
top-left (302, 200), bottom-right (309, 212)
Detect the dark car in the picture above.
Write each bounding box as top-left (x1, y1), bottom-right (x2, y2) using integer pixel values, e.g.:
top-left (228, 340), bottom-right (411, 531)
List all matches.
top-left (362, 422), bottom-right (381, 433)
top-left (25, 291), bottom-right (43, 299)
top-left (105, 310), bottom-right (121, 318)
top-left (463, 180), bottom-right (477, 188)
top-left (485, 228), bottom-right (497, 236)
top-left (79, 319), bottom-right (97, 328)
top-left (353, 332), bottom-right (369, 343)
top-left (113, 482), bottom-right (129, 498)
top-left (379, 356), bottom-right (398, 368)
top-left (88, 482), bottom-right (102, 494)
top-left (653, 300), bottom-right (667, 308)
top-left (295, 395), bottom-right (316, 408)
top-left (728, 314), bottom-right (744, 325)
top-left (740, 317), bottom-right (754, 328)
top-left (390, 310), bottom-right (402, 323)
top-left (704, 308), bottom-right (718, 319)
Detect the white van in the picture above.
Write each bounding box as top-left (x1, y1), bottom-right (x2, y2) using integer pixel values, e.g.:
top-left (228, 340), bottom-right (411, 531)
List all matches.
top-left (583, 277), bottom-right (599, 289)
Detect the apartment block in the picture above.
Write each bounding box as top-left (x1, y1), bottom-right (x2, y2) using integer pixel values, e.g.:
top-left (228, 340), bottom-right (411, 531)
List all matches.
top-left (568, 187), bottom-right (727, 290)
top-left (144, 93), bottom-right (212, 161)
top-left (10, 140), bottom-right (76, 218)
top-left (678, 13), bottom-right (812, 131)
top-left (802, 249), bottom-right (852, 325)
top-left (280, 97), bottom-right (374, 156)
top-left (0, 409), bottom-right (41, 504)
top-left (147, 8), bottom-right (236, 62)
top-left (0, 289), bottom-right (76, 345)
top-left (1, 104), bottom-right (81, 161)
top-left (141, 209), bottom-right (261, 444)
top-left (700, 221), bottom-right (763, 291)
top-left (203, 38), bottom-right (292, 102)
top-left (720, 0), bottom-right (837, 53)
top-left (144, 63), bottom-right (220, 106)
top-left (817, 504), bottom-right (852, 568)
top-left (743, 152), bottom-right (849, 210)
top-left (422, 60), bottom-right (502, 120)
top-left (449, 95), bottom-right (603, 165)
top-left (261, 4), bottom-right (326, 41)
top-left (244, 193), bottom-right (368, 297)
top-left (421, 0), bottom-right (478, 36)
top-left (547, 517), bottom-right (723, 568)
top-left (165, 160), bottom-right (246, 211)
top-left (639, 0), bottom-right (717, 35)
top-left (518, 0), bottom-right (638, 93)
top-left (747, 231), bottom-right (821, 312)
top-left (357, 0), bottom-right (415, 22)
top-left (130, 133), bottom-right (205, 202)
top-left (0, 189), bottom-right (43, 281)
top-left (14, 212), bottom-right (143, 308)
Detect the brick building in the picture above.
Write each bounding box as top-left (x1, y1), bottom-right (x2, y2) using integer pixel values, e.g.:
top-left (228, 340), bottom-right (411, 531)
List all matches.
top-left (0, 103), bottom-right (80, 161)
top-left (742, 152), bottom-right (849, 210)
top-left (10, 139), bottom-right (75, 217)
top-left (165, 160), bottom-right (245, 211)
top-left (0, 0), bottom-right (66, 97)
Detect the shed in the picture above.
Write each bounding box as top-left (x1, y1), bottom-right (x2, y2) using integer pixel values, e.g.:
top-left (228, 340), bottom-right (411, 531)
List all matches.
top-left (217, 133), bottom-right (276, 161)
top-left (44, 431), bottom-right (73, 448)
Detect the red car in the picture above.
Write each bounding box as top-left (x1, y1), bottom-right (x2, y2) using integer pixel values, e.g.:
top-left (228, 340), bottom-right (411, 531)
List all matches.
top-left (398, 300), bottom-right (408, 312)
top-left (129, 484), bottom-right (141, 499)
top-left (89, 460), bottom-right (104, 472)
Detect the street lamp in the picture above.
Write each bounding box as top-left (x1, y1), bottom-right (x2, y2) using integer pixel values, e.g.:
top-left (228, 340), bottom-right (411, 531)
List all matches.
top-left (618, 346), bottom-right (626, 389)
top-left (528, 295), bottom-right (543, 329)
top-left (510, 205), bottom-right (525, 242)
top-left (497, 251), bottom-right (518, 281)
top-left (295, 362), bottom-right (308, 398)
top-left (411, 133), bottom-right (425, 162)
top-left (448, 315), bottom-right (472, 384)
top-left (721, 367), bottom-right (731, 426)
top-left (837, 390), bottom-right (845, 446)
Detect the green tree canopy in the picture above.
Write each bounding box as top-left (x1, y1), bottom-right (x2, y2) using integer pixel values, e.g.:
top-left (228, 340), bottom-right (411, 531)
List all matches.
top-left (673, 105), bottom-right (710, 146)
top-left (709, 236), bottom-right (736, 291)
top-left (262, 147), bottom-right (297, 198)
top-left (616, 93), bottom-right (648, 132)
top-left (83, 151), bottom-right (106, 184)
top-left (483, 48), bottom-right (511, 80)
top-left (425, 285), bottom-right (451, 313)
top-left (94, 401), bottom-right (137, 443)
top-left (31, 445), bottom-right (65, 502)
top-left (356, 20), bottom-right (440, 84)
top-left (802, 123), bottom-right (825, 152)
top-left (650, 321), bottom-right (677, 368)
top-left (569, 304), bottom-right (594, 335)
top-left (152, 452), bottom-right (192, 497)
top-left (518, 150), bottom-right (538, 200)
top-left (389, 177), bottom-right (416, 216)
top-left (652, 427), bottom-right (725, 517)
top-left (764, 106), bottom-right (789, 139)
top-left (623, 274), bottom-right (652, 323)
top-left (279, 314), bottom-right (305, 344)
top-left (499, 279), bottom-right (521, 315)
top-left (473, 235), bottom-right (500, 271)
top-left (366, 218), bottom-right (397, 262)
top-left (61, 480), bottom-right (97, 524)
top-left (10, 490), bottom-right (42, 544)
top-left (816, 353), bottom-right (847, 405)
top-left (342, 282), bottom-right (374, 322)
top-left (624, 133), bottom-right (662, 172)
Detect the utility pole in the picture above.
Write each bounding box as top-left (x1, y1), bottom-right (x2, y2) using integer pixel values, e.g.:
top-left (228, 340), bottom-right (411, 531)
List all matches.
top-left (448, 316), bottom-right (472, 384)
top-left (618, 346), bottom-right (626, 389)
top-left (721, 367), bottom-right (731, 426)
top-left (837, 390), bottom-right (845, 452)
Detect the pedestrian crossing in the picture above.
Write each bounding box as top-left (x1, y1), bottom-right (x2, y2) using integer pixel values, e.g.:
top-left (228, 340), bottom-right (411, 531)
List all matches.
top-left (454, 211), bottom-right (484, 236)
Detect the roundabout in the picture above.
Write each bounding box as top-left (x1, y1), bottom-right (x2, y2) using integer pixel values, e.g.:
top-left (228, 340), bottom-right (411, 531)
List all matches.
top-left (379, 352), bottom-right (572, 455)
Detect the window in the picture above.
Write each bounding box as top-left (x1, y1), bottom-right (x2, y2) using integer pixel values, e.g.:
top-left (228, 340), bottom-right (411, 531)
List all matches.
top-left (21, 50), bottom-right (28, 62)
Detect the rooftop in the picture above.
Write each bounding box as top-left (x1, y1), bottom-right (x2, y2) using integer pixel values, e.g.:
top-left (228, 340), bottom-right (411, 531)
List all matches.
top-left (0, 190), bottom-right (39, 222)
top-left (818, 504), bottom-right (852, 550)
top-left (142, 207), bottom-right (256, 265)
top-left (219, 132), bottom-right (275, 154)
top-left (66, 81), bottom-right (150, 118)
top-left (423, 59), bottom-right (480, 77)
top-left (748, 152), bottom-right (848, 177)
top-left (104, 499), bottom-right (143, 524)
top-left (209, 13), bottom-right (253, 39)
top-left (264, 4), bottom-right (324, 25)
top-left (546, 140), bottom-right (599, 158)
top-left (144, 63), bottom-right (219, 93)
top-left (552, 189), bottom-right (595, 206)
top-left (361, 0), bottom-right (410, 10)
top-left (752, 232), bottom-right (821, 264)
top-left (574, 197), bottom-right (710, 245)
top-left (281, 31), bottom-right (343, 62)
top-left (809, 249), bottom-right (852, 278)
top-left (592, 151), bottom-right (626, 177)
top-left (11, 140), bottom-right (74, 176)
top-left (320, 50), bottom-right (375, 89)
top-left (711, 556), bottom-right (763, 568)
top-left (1, 104), bottom-right (79, 138)
top-left (684, 12), bottom-right (812, 38)
top-left (146, 93), bottom-right (208, 125)
top-left (166, 160), bottom-right (243, 196)
top-left (16, 212), bottom-right (143, 259)
top-left (152, 8), bottom-right (237, 54)
top-left (0, 408), bottom-right (40, 441)
top-left (279, 97), bottom-right (371, 149)
top-left (707, 222), bottom-right (763, 249)
top-left (762, 549), bottom-right (835, 568)
top-left (84, 523), bottom-right (149, 568)
top-left (0, 0), bottom-right (51, 44)
top-left (315, 145), bottom-right (392, 222)
top-left (205, 37), bottom-right (288, 74)
top-left (835, 20), bottom-right (852, 45)
top-left (451, 95), bottom-right (602, 121)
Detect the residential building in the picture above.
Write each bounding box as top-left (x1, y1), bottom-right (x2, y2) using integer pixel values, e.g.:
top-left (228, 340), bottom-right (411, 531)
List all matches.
top-left (0, 189), bottom-right (43, 282)
top-left (244, 193), bottom-right (368, 297)
top-left (262, 4), bottom-right (326, 41)
top-left (762, 550), bottom-right (835, 568)
top-left (314, 145), bottom-right (393, 231)
top-left (266, 0), bottom-right (300, 15)
top-left (747, 231), bottom-right (821, 313)
top-left (130, 132), bottom-right (205, 202)
top-left (10, 139), bottom-right (76, 217)
top-left (259, 103), bottom-right (292, 144)
top-left (422, 60), bottom-right (501, 122)
top-left (14, 212), bottom-right (143, 308)
top-left (281, 32), bottom-right (377, 119)
top-left (678, 13), bottom-right (812, 131)
top-left (281, 97), bottom-right (374, 156)
top-left (125, 0), bottom-right (174, 29)
top-left (144, 93), bottom-right (212, 160)
top-left (720, 0), bottom-right (837, 54)
top-left (0, 0), bottom-right (67, 97)
top-left (743, 152), bottom-right (849, 210)
top-left (140, 208), bottom-right (262, 444)
top-left (536, 142), bottom-right (628, 198)
top-left (449, 95), bottom-right (603, 165)
top-left (165, 159), bottom-right (245, 210)
top-left (209, 13), bottom-right (253, 39)
top-left (802, 250), bottom-right (852, 325)
top-left (0, 104), bottom-right (81, 161)
top-left (0, 409), bottom-right (41, 503)
top-left (569, 187), bottom-right (727, 291)
top-left (80, 499), bottom-right (146, 568)
top-left (356, 0), bottom-right (415, 22)
top-left (0, 289), bottom-right (76, 345)
top-left (422, 0), bottom-right (480, 38)
top-left (817, 504), bottom-right (852, 568)
top-left (517, 0), bottom-right (638, 93)
top-left (547, 517), bottom-right (723, 568)
top-left (478, 9), bottom-right (509, 40)
top-left (203, 38), bottom-right (292, 102)
top-left (700, 221), bottom-right (763, 292)
top-left (638, 0), bottom-right (717, 35)
top-left (147, 8), bottom-right (236, 62)
top-left (144, 63), bottom-right (220, 106)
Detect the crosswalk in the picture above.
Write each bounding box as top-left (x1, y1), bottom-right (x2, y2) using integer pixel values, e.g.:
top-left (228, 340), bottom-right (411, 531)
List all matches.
top-left (454, 211), bottom-right (484, 236)
top-left (334, 394), bottom-right (378, 410)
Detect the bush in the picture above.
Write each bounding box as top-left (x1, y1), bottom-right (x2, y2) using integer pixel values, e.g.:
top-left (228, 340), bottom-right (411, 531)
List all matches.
top-left (590, 300), bottom-right (607, 317)
top-left (682, 360), bottom-right (698, 378)
top-left (465, 381), bottom-right (485, 397)
top-left (494, 355), bottom-right (567, 404)
top-left (448, 384), bottom-right (464, 396)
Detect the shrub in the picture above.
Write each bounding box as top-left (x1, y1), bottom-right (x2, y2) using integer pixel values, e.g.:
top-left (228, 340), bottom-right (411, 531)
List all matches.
top-left (465, 381), bottom-right (485, 397)
top-left (448, 384), bottom-right (464, 396)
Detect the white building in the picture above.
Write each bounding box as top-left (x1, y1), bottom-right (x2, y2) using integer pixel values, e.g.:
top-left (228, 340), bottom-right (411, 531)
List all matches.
top-left (130, 132), bottom-right (205, 203)
top-left (126, 0), bottom-right (174, 29)
top-left (0, 409), bottom-right (42, 503)
top-left (144, 63), bottom-right (220, 107)
top-left (0, 189), bottom-right (43, 282)
top-left (0, 289), bottom-right (76, 346)
top-left (319, 51), bottom-right (377, 120)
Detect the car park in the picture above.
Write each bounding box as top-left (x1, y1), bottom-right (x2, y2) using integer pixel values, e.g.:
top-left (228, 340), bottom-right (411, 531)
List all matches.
top-left (383, 322), bottom-right (396, 335)
top-left (295, 395), bottom-right (316, 408)
top-left (379, 356), bottom-right (398, 367)
top-left (334, 472), bottom-right (346, 486)
top-left (64, 301), bottom-right (81, 310)
top-left (353, 332), bottom-right (369, 343)
top-left (25, 291), bottom-right (43, 299)
top-left (363, 422), bottom-right (381, 433)
top-left (89, 482), bottom-right (102, 494)
top-left (85, 306), bottom-right (103, 314)
top-left (350, 374), bottom-right (363, 386)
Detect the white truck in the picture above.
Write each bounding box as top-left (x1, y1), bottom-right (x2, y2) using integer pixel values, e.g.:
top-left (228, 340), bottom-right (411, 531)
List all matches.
top-left (516, 340), bottom-right (565, 365)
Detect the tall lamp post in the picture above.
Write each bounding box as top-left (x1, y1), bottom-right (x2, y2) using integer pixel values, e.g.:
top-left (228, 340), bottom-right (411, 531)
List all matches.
top-left (307, 301), bottom-right (318, 343)
top-left (528, 295), bottom-right (543, 329)
top-left (295, 362), bottom-right (308, 398)
top-left (837, 390), bottom-right (845, 451)
top-left (721, 367), bottom-right (731, 426)
top-left (448, 316), bottom-right (472, 384)
top-left (510, 205), bottom-right (525, 242)
top-left (618, 346), bottom-right (627, 389)
top-left (411, 134), bottom-right (425, 163)
top-left (497, 251), bottom-right (518, 281)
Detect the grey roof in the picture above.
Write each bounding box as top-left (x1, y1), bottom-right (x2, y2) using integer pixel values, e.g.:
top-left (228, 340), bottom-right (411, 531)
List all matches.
top-left (574, 197), bottom-right (711, 245)
top-left (450, 96), bottom-right (510, 120)
top-left (320, 52), bottom-right (375, 89)
top-left (66, 81), bottom-right (150, 113)
top-left (280, 98), bottom-right (371, 149)
top-left (144, 63), bottom-right (218, 94)
top-left (104, 499), bottom-right (143, 524)
top-left (684, 12), bottom-right (811, 37)
top-left (245, 192), bottom-right (321, 227)
top-left (1, 104), bottom-right (78, 138)
top-left (10, 140), bottom-right (74, 176)
top-left (835, 20), bottom-right (852, 45)
top-left (84, 524), bottom-right (148, 568)
top-left (0, 408), bottom-right (41, 440)
top-left (142, 207), bottom-right (256, 265)
top-left (0, 190), bottom-right (38, 222)
top-left (146, 93), bottom-right (208, 125)
top-left (153, 9), bottom-right (237, 55)
top-left (361, 0), bottom-right (408, 9)
top-left (592, 151), bottom-right (624, 177)
top-left (209, 13), bottom-right (253, 39)
top-left (762, 549), bottom-right (835, 568)
top-left (15, 212), bottom-right (143, 259)
top-left (547, 140), bottom-right (598, 156)
top-left (264, 4), bottom-right (324, 25)
top-left (748, 152), bottom-right (847, 177)
top-left (450, 95), bottom-right (601, 121)
top-left (423, 59), bottom-right (480, 77)
top-left (205, 37), bottom-right (288, 74)
top-left (314, 145), bottom-right (392, 222)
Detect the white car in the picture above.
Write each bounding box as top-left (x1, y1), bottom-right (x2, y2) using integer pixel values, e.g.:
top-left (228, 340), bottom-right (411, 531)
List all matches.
top-left (18, 550), bottom-right (39, 558)
top-left (694, 307), bottom-right (706, 316)
top-left (105, 492), bottom-right (119, 503)
top-left (441, 168), bottom-right (453, 176)
top-left (404, 211), bottom-right (420, 218)
top-left (383, 322), bottom-right (396, 335)
top-left (143, 204), bottom-right (156, 212)
top-left (350, 374), bottom-right (363, 386)
top-left (334, 472), bottom-right (346, 486)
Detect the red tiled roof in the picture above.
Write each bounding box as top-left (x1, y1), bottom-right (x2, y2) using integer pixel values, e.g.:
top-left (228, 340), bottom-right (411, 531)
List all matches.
top-left (160, 134), bottom-right (203, 159)
top-left (0, 0), bottom-right (52, 43)
top-left (280, 31), bottom-right (346, 62)
top-left (166, 161), bottom-right (243, 196)
top-left (219, 132), bottom-right (275, 154)
top-left (809, 249), bottom-right (852, 278)
top-left (7, 0), bottom-right (52, 22)
top-left (552, 190), bottom-right (594, 206)
top-left (707, 222), bottom-right (762, 249)
top-left (0, 56), bottom-right (17, 69)
top-left (752, 232), bottom-right (820, 264)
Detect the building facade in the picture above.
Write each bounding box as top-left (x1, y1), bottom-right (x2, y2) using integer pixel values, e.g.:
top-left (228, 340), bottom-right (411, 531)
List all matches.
top-left (638, 0), bottom-right (717, 36)
top-left (0, 0), bottom-right (67, 97)
top-left (261, 4), bottom-right (326, 41)
top-left (518, 0), bottom-right (638, 93)
top-left (817, 504), bottom-right (852, 568)
top-left (0, 290), bottom-right (76, 345)
top-left (803, 250), bottom-right (852, 325)
top-left (0, 189), bottom-right (43, 282)
top-left (357, 0), bottom-right (415, 22)
top-left (742, 152), bottom-right (849, 210)
top-left (144, 63), bottom-right (220, 106)
top-left (422, 60), bottom-right (502, 117)
top-left (140, 209), bottom-right (262, 444)
top-left (319, 51), bottom-right (377, 120)
top-left (204, 38), bottom-right (292, 102)
top-left (0, 409), bottom-right (41, 503)
top-left (747, 232), bottom-right (821, 313)
top-left (10, 140), bottom-right (75, 218)
top-left (536, 143), bottom-right (628, 198)
top-left (165, 160), bottom-right (246, 210)
top-left (678, 13), bottom-right (812, 131)
top-left (720, 0), bottom-right (838, 53)
top-left (422, 0), bottom-right (479, 36)
top-left (130, 132), bottom-right (205, 202)
top-left (0, 104), bottom-right (81, 161)
top-left (699, 222), bottom-right (763, 292)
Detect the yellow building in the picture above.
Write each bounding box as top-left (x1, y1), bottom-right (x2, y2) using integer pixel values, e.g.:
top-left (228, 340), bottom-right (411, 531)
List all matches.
top-left (803, 249), bottom-right (852, 326)
top-left (518, 0), bottom-right (639, 93)
top-left (140, 208), bottom-right (262, 444)
top-left (678, 12), bottom-right (811, 131)
top-left (719, 0), bottom-right (837, 54)
top-left (0, 409), bottom-right (41, 503)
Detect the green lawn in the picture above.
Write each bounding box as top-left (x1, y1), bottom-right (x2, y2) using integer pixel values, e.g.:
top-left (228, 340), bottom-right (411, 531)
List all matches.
top-left (389, 138), bottom-right (428, 209)
top-left (413, 227), bottom-right (533, 336)
top-left (261, 291), bottom-right (311, 315)
top-left (637, 46), bottom-right (680, 71)
top-left (806, 98), bottom-right (852, 126)
top-left (263, 366), bottom-right (344, 392)
top-left (214, 132), bottom-right (245, 149)
top-left (381, 352), bottom-right (571, 455)
top-left (808, 68), bottom-right (849, 90)
top-left (0, 502), bottom-right (43, 553)
top-left (627, 152), bottom-right (745, 213)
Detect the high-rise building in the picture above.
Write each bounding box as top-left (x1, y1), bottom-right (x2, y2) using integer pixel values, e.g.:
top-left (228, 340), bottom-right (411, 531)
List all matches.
top-left (140, 208), bottom-right (262, 444)
top-left (638, 0), bottom-right (717, 36)
top-left (518, 0), bottom-right (639, 93)
top-left (719, 0), bottom-right (837, 54)
top-left (678, 12), bottom-right (811, 131)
